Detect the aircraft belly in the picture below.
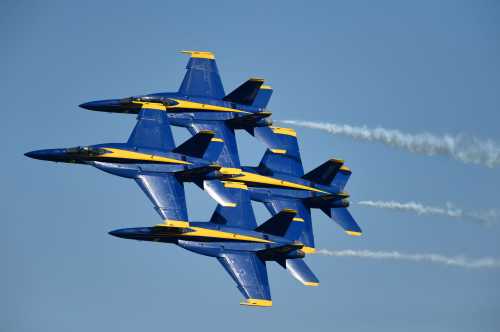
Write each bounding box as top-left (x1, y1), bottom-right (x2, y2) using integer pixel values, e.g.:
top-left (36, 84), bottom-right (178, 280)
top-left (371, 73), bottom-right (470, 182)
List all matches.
top-left (248, 186), bottom-right (312, 200)
top-left (137, 164), bottom-right (185, 173)
top-left (178, 239), bottom-right (268, 257)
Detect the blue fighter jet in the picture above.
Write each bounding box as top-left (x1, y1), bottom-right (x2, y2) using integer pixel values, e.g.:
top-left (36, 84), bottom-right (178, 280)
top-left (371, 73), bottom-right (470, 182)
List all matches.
top-left (25, 107), bottom-right (225, 221)
top-left (109, 198), bottom-right (320, 307)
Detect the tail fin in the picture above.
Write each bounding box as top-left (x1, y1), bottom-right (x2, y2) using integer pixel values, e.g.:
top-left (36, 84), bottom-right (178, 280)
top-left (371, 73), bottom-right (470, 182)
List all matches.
top-left (302, 159), bottom-right (344, 186)
top-left (223, 78), bottom-right (264, 106)
top-left (283, 259), bottom-right (319, 287)
top-left (255, 209), bottom-right (303, 240)
top-left (252, 84), bottom-right (273, 108)
top-left (321, 207), bottom-right (362, 236)
top-left (172, 130), bottom-right (218, 159)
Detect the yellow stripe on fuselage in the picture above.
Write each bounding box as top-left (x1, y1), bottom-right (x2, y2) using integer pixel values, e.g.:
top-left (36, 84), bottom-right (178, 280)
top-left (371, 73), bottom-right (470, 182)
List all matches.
top-left (155, 222), bottom-right (272, 243)
top-left (132, 99), bottom-right (251, 114)
top-left (100, 148), bottom-right (191, 165)
top-left (225, 170), bottom-right (329, 194)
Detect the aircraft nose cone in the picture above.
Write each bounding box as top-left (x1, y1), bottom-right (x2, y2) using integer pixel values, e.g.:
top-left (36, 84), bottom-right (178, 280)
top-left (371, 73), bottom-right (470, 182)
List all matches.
top-left (24, 151), bottom-right (39, 159)
top-left (79, 100), bottom-right (113, 111)
top-left (79, 101), bottom-right (96, 110)
top-left (108, 230), bottom-right (122, 237)
top-left (25, 149), bottom-right (52, 161)
top-left (24, 148), bottom-right (68, 162)
top-left (79, 98), bottom-right (139, 113)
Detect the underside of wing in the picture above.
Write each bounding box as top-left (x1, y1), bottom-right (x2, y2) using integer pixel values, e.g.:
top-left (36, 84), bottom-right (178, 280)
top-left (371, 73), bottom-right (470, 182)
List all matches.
top-left (135, 173), bottom-right (188, 221)
top-left (264, 198), bottom-right (315, 251)
top-left (178, 51), bottom-right (225, 99)
top-left (217, 252), bottom-right (272, 307)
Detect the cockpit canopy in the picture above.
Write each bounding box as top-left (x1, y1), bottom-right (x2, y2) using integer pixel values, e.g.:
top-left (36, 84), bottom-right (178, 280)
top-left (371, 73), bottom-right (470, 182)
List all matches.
top-left (66, 146), bottom-right (109, 157)
top-left (133, 95), bottom-right (179, 106)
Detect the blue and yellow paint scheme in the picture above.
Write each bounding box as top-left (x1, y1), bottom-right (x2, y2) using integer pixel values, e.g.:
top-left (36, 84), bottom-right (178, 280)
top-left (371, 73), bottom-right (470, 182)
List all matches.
top-left (25, 108), bottom-right (225, 221)
top-left (26, 51), bottom-right (361, 305)
top-left (78, 51), bottom-right (273, 168)
top-left (75, 50), bottom-right (362, 250)
top-left (109, 204), bottom-right (320, 307)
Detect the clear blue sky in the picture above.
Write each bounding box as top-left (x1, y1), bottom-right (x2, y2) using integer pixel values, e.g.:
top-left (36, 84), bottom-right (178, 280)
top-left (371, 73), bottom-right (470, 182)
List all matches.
top-left (3, 1), bottom-right (499, 331)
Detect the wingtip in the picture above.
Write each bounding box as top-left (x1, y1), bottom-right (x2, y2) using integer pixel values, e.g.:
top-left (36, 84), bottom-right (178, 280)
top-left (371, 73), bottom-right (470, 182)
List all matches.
top-left (345, 231), bottom-right (362, 237)
top-left (180, 50), bottom-right (215, 59)
top-left (240, 299), bottom-right (273, 307)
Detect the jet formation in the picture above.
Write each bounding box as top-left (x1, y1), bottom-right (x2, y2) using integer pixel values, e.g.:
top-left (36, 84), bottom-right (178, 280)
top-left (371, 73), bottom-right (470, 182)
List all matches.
top-left (26, 51), bottom-right (362, 307)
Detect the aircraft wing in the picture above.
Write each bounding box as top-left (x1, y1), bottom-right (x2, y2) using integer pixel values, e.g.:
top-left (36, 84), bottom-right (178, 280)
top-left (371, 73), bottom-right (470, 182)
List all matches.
top-left (217, 252), bottom-right (272, 306)
top-left (178, 51), bottom-right (225, 99)
top-left (209, 189), bottom-right (257, 229)
top-left (135, 173), bottom-right (188, 221)
top-left (264, 198), bottom-right (315, 251)
top-left (128, 108), bottom-right (176, 152)
top-left (253, 126), bottom-right (304, 177)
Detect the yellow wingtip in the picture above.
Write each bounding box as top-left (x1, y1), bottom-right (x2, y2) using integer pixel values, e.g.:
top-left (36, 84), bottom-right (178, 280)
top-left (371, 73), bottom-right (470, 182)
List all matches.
top-left (180, 50), bottom-right (215, 59)
top-left (303, 282), bottom-right (320, 287)
top-left (346, 231), bottom-right (362, 237)
top-left (211, 137), bottom-right (224, 142)
top-left (301, 246), bottom-right (317, 254)
top-left (260, 85), bottom-right (272, 90)
top-left (240, 299), bottom-right (273, 307)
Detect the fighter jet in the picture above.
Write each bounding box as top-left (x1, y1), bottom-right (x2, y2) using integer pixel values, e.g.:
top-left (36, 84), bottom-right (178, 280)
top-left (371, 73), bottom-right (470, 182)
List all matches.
top-left (109, 198), bottom-right (320, 307)
top-left (78, 51), bottom-right (362, 251)
top-left (25, 107), bottom-right (225, 221)
top-left (79, 50), bottom-right (273, 168)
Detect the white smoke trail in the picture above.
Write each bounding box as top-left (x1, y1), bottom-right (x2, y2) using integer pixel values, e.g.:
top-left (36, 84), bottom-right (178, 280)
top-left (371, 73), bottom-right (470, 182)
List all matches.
top-left (279, 120), bottom-right (500, 168)
top-left (357, 200), bottom-right (500, 226)
top-left (317, 249), bottom-right (500, 269)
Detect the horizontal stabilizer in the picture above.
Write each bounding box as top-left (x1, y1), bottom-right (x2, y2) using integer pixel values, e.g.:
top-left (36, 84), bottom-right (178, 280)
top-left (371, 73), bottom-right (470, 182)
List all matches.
top-left (302, 159), bottom-right (344, 186)
top-left (332, 166), bottom-right (352, 191)
top-left (172, 130), bottom-right (215, 159)
top-left (284, 259), bottom-right (319, 286)
top-left (321, 207), bottom-right (362, 236)
top-left (252, 85), bottom-right (273, 108)
top-left (223, 78), bottom-right (264, 106)
top-left (255, 209), bottom-right (303, 240)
